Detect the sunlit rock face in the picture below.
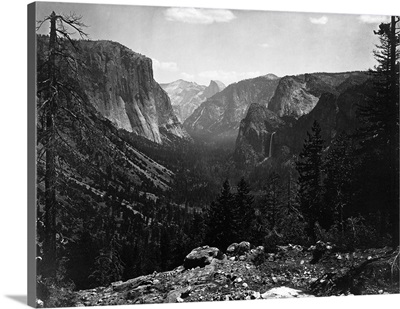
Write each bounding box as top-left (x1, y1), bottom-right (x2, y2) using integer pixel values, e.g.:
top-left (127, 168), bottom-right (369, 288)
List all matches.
top-left (161, 79), bottom-right (225, 122)
top-left (78, 40), bottom-right (190, 144)
top-left (234, 72), bottom-right (371, 164)
top-left (234, 103), bottom-right (283, 165)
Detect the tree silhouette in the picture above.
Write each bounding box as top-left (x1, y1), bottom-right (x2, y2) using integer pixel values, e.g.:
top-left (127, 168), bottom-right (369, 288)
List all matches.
top-left (296, 120), bottom-right (325, 242)
top-left (36, 11), bottom-right (87, 278)
top-left (324, 132), bottom-right (355, 231)
top-left (205, 179), bottom-right (236, 250)
top-left (235, 177), bottom-right (255, 240)
top-left (356, 16), bottom-right (399, 247)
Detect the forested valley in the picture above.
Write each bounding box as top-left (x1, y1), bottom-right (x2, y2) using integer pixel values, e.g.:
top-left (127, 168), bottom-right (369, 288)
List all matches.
top-left (34, 10), bottom-right (399, 307)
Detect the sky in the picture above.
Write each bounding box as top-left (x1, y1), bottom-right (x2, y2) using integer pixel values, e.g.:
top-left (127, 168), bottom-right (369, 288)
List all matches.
top-left (35, 1), bottom-right (391, 86)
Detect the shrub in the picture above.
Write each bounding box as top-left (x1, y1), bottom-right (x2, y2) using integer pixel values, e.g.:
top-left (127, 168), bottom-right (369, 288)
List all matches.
top-left (317, 215), bottom-right (390, 251)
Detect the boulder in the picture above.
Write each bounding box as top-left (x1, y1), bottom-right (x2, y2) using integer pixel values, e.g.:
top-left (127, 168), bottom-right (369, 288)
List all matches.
top-left (246, 246), bottom-right (265, 263)
top-left (261, 286), bottom-right (314, 299)
top-left (226, 243), bottom-right (239, 255)
top-left (183, 246), bottom-right (224, 269)
top-left (112, 275), bottom-right (152, 292)
top-left (226, 241), bottom-right (251, 256)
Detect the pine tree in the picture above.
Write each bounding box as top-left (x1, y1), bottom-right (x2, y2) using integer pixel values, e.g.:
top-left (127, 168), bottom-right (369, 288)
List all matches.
top-left (205, 179), bottom-right (236, 250)
top-left (263, 172), bottom-right (282, 230)
top-left (356, 17), bottom-right (399, 247)
top-left (324, 132), bottom-right (355, 231)
top-left (296, 120), bottom-right (325, 241)
top-left (235, 177), bottom-right (255, 241)
top-left (36, 11), bottom-right (87, 278)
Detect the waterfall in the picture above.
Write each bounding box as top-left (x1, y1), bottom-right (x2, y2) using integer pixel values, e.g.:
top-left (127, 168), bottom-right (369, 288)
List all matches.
top-left (269, 132), bottom-right (275, 157)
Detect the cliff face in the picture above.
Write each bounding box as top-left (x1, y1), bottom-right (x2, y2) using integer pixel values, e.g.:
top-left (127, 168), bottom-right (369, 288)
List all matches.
top-left (234, 72), bottom-right (370, 164)
top-left (184, 75), bottom-right (280, 146)
top-left (268, 74), bottom-right (338, 119)
top-left (160, 79), bottom-right (225, 122)
top-left (77, 40), bottom-right (190, 144)
top-left (275, 79), bottom-right (373, 153)
top-left (202, 80), bottom-right (226, 99)
top-left (268, 72), bottom-right (368, 120)
top-left (234, 103), bottom-right (283, 165)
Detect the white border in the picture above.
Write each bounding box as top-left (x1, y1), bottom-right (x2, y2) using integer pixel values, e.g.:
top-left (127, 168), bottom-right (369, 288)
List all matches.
top-left (1, 1), bottom-right (399, 308)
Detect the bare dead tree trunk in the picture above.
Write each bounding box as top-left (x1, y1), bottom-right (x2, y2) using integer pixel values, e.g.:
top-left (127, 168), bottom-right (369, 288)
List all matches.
top-left (43, 11), bottom-right (58, 278)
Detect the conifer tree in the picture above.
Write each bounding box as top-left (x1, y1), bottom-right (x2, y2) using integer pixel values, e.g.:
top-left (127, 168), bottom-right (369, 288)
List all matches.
top-left (205, 179), bottom-right (236, 250)
top-left (235, 177), bottom-right (255, 240)
top-left (263, 172), bottom-right (282, 230)
top-left (296, 120), bottom-right (325, 241)
top-left (36, 11), bottom-right (87, 278)
top-left (356, 16), bottom-right (399, 247)
top-left (324, 132), bottom-right (355, 231)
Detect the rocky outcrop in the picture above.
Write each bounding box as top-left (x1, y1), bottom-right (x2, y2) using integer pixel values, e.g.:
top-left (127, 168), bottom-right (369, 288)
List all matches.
top-left (234, 103), bottom-right (283, 165)
top-left (70, 242), bottom-right (396, 306)
top-left (275, 78), bottom-right (373, 153)
top-left (268, 73), bottom-right (338, 119)
top-left (202, 80), bottom-right (226, 98)
top-left (76, 40), bottom-right (190, 144)
top-left (73, 241), bottom-right (314, 306)
top-left (226, 242), bottom-right (265, 264)
top-left (226, 241), bottom-right (251, 256)
top-left (184, 75), bottom-right (280, 146)
top-left (234, 72), bottom-right (371, 163)
top-left (183, 246), bottom-right (225, 269)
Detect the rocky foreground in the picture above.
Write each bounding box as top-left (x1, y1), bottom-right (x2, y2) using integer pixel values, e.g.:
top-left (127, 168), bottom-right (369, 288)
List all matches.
top-left (72, 242), bottom-right (399, 306)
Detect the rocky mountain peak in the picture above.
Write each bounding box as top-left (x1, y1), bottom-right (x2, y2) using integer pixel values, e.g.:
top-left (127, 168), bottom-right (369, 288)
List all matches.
top-left (263, 73), bottom-right (279, 80)
top-left (203, 80), bottom-right (226, 99)
top-left (161, 79), bottom-right (226, 123)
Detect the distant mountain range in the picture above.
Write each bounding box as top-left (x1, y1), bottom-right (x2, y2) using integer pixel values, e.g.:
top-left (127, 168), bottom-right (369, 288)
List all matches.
top-left (160, 79), bottom-right (225, 122)
top-left (38, 34), bottom-right (371, 168)
top-left (184, 74), bottom-right (280, 146)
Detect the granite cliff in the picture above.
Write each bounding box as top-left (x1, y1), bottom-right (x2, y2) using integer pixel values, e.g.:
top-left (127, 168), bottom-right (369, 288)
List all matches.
top-left (75, 40), bottom-right (190, 144)
top-left (234, 103), bottom-right (283, 165)
top-left (234, 72), bottom-right (370, 164)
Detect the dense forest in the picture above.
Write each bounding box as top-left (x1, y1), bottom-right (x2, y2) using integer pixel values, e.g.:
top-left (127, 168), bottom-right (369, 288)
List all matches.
top-left (34, 11), bottom-right (399, 307)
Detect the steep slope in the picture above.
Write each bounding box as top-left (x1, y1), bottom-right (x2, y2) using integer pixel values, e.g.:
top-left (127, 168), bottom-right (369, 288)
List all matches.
top-left (234, 103), bottom-right (283, 165)
top-left (161, 79), bottom-right (225, 122)
top-left (234, 72), bottom-right (370, 163)
top-left (184, 74), bottom-right (280, 146)
top-left (75, 40), bottom-right (190, 144)
top-left (268, 73), bottom-right (337, 118)
top-left (268, 72), bottom-right (368, 119)
top-left (275, 78), bottom-right (373, 153)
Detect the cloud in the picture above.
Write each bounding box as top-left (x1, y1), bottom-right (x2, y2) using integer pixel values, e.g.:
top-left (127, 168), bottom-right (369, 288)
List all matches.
top-left (198, 70), bottom-right (263, 85)
top-left (152, 58), bottom-right (179, 72)
top-left (309, 16), bottom-right (328, 25)
top-left (180, 72), bottom-right (195, 80)
top-left (164, 7), bottom-right (236, 24)
top-left (260, 43), bottom-right (269, 48)
top-left (358, 15), bottom-right (389, 24)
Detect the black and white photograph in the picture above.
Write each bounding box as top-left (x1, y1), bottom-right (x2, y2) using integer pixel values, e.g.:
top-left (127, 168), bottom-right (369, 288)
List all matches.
top-left (23, 0), bottom-right (400, 307)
